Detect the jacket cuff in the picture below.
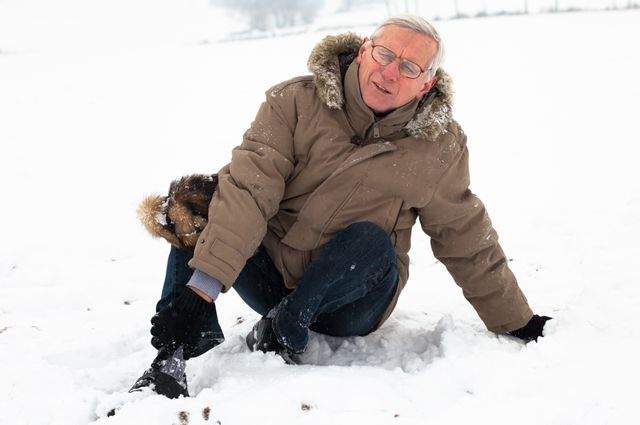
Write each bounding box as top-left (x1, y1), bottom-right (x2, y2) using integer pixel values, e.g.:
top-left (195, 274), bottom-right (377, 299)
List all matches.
top-left (488, 308), bottom-right (534, 334)
top-left (186, 269), bottom-right (223, 301)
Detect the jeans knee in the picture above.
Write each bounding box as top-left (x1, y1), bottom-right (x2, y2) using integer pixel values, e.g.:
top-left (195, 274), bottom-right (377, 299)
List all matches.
top-left (338, 221), bottom-right (393, 253)
top-left (342, 220), bottom-right (386, 237)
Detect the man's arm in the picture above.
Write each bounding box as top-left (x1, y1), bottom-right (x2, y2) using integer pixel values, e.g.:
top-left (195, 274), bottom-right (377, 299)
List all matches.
top-left (188, 84), bottom-right (297, 292)
top-left (149, 84), bottom-right (299, 359)
top-left (417, 127), bottom-right (533, 334)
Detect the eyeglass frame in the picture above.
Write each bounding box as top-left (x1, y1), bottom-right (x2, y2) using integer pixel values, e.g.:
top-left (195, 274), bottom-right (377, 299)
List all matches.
top-left (369, 41), bottom-right (432, 80)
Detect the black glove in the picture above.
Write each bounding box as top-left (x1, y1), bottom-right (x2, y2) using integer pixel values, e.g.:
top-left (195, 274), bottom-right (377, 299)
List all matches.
top-left (150, 287), bottom-right (214, 359)
top-left (508, 314), bottom-right (552, 342)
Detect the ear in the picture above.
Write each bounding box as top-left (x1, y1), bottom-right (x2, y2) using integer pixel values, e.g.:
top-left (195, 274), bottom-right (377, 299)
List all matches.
top-left (356, 37), bottom-right (369, 64)
top-left (415, 75), bottom-right (437, 99)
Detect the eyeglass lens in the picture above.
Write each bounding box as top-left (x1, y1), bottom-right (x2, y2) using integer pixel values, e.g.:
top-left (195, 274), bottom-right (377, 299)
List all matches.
top-left (372, 45), bottom-right (422, 78)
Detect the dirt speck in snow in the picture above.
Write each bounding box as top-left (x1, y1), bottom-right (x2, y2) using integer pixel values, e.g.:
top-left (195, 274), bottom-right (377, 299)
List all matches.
top-left (301, 403), bottom-right (312, 411)
top-left (178, 410), bottom-right (189, 425)
top-left (202, 406), bottom-right (211, 421)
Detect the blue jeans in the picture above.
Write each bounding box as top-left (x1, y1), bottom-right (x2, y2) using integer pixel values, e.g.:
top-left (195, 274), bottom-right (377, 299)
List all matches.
top-left (157, 221), bottom-right (398, 355)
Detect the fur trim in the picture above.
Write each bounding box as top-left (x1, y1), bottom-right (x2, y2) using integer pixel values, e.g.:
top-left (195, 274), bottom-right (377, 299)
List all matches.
top-left (307, 33), bottom-right (454, 140)
top-left (169, 174), bottom-right (218, 217)
top-left (307, 32), bottom-right (362, 110)
top-left (406, 69), bottom-right (454, 139)
top-left (137, 174), bottom-right (217, 249)
top-left (138, 195), bottom-right (184, 248)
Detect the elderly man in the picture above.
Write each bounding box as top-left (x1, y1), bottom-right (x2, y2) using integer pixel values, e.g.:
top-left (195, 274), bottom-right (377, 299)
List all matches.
top-left (133, 15), bottom-right (551, 399)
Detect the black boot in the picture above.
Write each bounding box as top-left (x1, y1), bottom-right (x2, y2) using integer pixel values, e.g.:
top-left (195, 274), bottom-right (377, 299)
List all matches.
top-left (106, 347), bottom-right (189, 417)
top-left (129, 346), bottom-right (189, 398)
top-left (246, 315), bottom-right (302, 365)
top-left (129, 368), bottom-right (188, 399)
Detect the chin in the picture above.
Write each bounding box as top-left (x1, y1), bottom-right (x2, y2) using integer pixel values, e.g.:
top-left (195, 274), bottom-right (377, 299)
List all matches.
top-left (363, 93), bottom-right (393, 114)
top-left (371, 103), bottom-right (395, 115)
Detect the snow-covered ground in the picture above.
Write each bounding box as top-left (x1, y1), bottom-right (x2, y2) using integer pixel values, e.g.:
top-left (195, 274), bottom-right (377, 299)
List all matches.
top-left (1, 1), bottom-right (639, 424)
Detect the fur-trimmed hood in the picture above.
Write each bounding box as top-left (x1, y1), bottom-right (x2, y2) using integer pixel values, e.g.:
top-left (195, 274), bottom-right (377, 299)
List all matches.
top-left (307, 33), bottom-right (454, 140)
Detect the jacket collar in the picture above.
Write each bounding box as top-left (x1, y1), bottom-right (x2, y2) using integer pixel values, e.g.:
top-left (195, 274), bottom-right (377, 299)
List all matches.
top-left (307, 32), bottom-right (454, 140)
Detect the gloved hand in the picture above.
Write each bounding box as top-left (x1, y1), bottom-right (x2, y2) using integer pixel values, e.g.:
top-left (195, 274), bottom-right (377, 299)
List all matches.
top-left (150, 287), bottom-right (214, 359)
top-left (508, 314), bottom-right (552, 342)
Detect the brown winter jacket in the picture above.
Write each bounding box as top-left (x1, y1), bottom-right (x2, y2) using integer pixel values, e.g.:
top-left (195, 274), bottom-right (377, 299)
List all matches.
top-left (152, 33), bottom-right (533, 333)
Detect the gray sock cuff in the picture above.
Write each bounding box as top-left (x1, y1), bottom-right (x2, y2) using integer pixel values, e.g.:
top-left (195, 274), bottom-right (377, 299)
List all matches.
top-left (186, 269), bottom-right (223, 301)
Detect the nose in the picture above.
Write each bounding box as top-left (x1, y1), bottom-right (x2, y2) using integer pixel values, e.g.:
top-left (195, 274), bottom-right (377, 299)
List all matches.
top-left (380, 60), bottom-right (400, 81)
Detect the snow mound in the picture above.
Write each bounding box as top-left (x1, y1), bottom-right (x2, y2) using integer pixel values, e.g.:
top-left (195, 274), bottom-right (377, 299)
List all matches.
top-left (299, 315), bottom-right (452, 371)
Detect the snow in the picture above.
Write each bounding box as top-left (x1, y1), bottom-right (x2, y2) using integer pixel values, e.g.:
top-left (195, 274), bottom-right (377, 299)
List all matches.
top-left (1, 2), bottom-right (640, 425)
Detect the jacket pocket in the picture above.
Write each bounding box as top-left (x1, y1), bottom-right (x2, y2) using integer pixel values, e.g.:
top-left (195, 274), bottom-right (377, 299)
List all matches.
top-left (320, 181), bottom-right (364, 236)
top-left (320, 183), bottom-right (403, 241)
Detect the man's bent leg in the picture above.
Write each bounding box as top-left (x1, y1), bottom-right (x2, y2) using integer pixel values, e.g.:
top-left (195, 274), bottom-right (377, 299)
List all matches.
top-left (158, 245), bottom-right (290, 353)
top-left (232, 245), bottom-right (292, 316)
top-left (310, 265), bottom-right (397, 337)
top-left (231, 246), bottom-right (298, 359)
top-left (128, 246), bottom-right (224, 402)
top-left (156, 246), bottom-right (225, 357)
top-left (272, 221), bottom-right (398, 353)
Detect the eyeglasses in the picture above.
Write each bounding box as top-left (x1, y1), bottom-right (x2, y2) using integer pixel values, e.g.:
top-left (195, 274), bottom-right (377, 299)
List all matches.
top-left (370, 43), bottom-right (429, 79)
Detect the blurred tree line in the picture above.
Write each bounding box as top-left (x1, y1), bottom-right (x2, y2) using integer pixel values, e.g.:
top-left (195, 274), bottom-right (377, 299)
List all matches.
top-left (385, 0), bottom-right (639, 19)
top-left (210, 0), bottom-right (325, 31)
top-left (211, 0), bottom-right (640, 32)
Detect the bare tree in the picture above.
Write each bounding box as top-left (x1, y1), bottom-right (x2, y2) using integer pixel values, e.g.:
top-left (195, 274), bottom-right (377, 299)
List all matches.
top-left (453, 0), bottom-right (460, 18)
top-left (213, 0), bottom-right (323, 31)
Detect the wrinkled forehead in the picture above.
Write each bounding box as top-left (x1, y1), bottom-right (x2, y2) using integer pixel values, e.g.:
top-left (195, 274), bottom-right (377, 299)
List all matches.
top-left (372, 25), bottom-right (438, 67)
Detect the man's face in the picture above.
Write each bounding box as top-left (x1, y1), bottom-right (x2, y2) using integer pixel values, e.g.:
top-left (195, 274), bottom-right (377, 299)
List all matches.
top-left (356, 25), bottom-right (439, 114)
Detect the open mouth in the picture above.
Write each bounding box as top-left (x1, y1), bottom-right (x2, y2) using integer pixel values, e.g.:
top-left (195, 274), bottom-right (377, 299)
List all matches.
top-left (373, 81), bottom-right (392, 95)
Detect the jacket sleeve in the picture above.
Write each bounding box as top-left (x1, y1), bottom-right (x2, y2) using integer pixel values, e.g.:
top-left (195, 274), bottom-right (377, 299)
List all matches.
top-left (417, 129), bottom-right (533, 333)
top-left (188, 87), bottom-right (296, 291)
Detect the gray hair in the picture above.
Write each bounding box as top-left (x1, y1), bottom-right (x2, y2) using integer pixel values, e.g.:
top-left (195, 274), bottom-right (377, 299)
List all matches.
top-left (372, 14), bottom-right (444, 79)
